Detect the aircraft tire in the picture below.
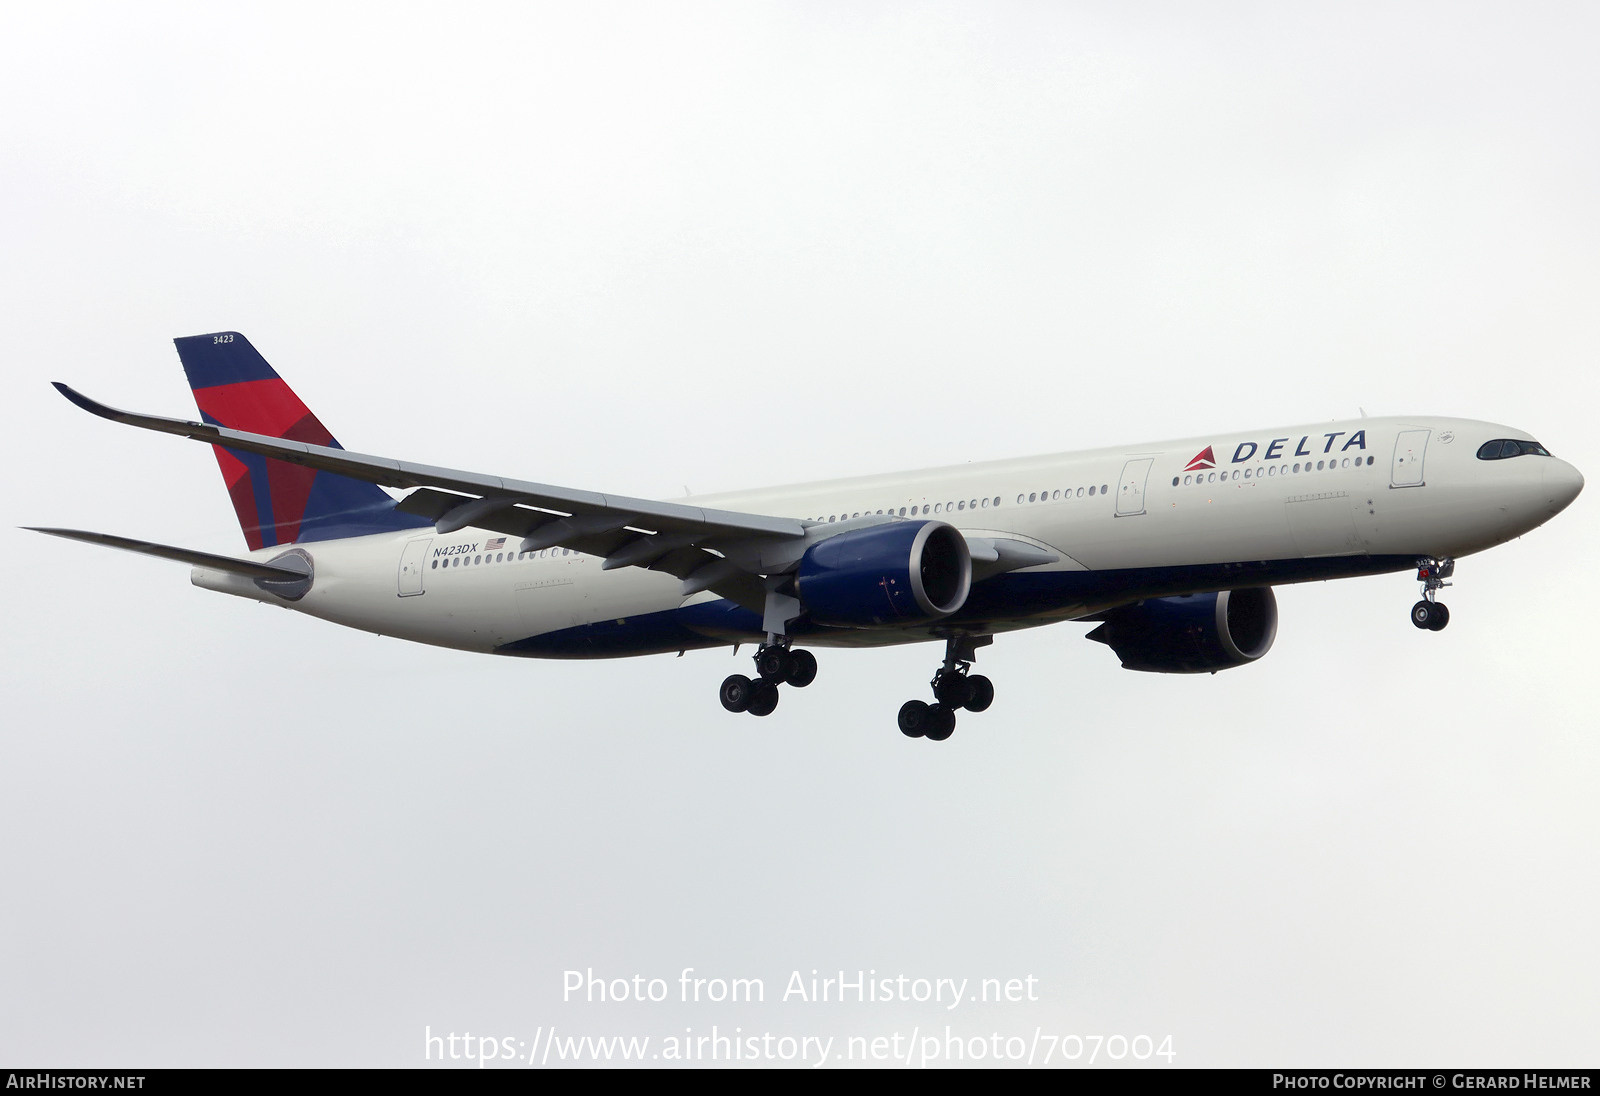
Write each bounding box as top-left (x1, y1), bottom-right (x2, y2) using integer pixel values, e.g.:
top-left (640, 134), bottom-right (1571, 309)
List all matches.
top-left (1427, 603), bottom-right (1450, 631)
top-left (924, 705), bottom-right (956, 742)
top-left (785, 649), bottom-right (818, 688)
top-left (934, 672), bottom-right (974, 708)
top-left (1410, 601), bottom-right (1434, 629)
top-left (720, 674), bottom-right (756, 713)
top-left (755, 647), bottom-right (792, 682)
top-left (964, 675), bottom-right (994, 713)
top-left (898, 700), bottom-right (930, 738)
top-left (747, 684), bottom-right (780, 717)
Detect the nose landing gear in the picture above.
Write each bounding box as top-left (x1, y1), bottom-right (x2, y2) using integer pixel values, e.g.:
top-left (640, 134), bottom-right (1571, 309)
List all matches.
top-left (1410, 557), bottom-right (1454, 631)
top-left (898, 635), bottom-right (994, 742)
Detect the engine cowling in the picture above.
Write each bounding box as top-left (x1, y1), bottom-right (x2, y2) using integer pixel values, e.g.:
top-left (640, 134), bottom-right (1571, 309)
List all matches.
top-left (795, 521), bottom-right (971, 628)
top-left (1086, 587), bottom-right (1278, 673)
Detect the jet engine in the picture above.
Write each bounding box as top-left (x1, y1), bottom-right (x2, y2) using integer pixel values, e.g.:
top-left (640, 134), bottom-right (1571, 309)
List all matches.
top-left (795, 521), bottom-right (971, 628)
top-left (1086, 587), bottom-right (1278, 673)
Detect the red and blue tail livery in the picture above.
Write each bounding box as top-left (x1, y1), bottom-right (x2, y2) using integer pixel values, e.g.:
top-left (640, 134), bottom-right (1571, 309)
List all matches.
top-left (173, 332), bottom-right (428, 550)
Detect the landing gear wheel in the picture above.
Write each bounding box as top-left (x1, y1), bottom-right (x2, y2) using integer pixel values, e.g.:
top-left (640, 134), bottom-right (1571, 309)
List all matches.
top-left (963, 675), bottom-right (994, 713)
top-left (785, 649), bottom-right (818, 688)
top-left (755, 646), bottom-right (793, 682)
top-left (1412, 557), bottom-right (1456, 632)
top-left (933, 672), bottom-right (975, 709)
top-left (898, 700), bottom-right (930, 738)
top-left (924, 704), bottom-right (957, 742)
top-left (720, 674), bottom-right (755, 713)
top-left (747, 683), bottom-right (780, 717)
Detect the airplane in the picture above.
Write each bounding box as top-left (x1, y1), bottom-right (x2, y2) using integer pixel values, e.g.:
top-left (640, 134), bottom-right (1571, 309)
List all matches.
top-left (30, 332), bottom-right (1584, 742)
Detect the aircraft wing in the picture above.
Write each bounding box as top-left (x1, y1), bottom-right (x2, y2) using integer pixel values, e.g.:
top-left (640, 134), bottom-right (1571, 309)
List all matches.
top-left (53, 383), bottom-right (801, 609)
top-left (51, 385), bottom-right (1062, 612)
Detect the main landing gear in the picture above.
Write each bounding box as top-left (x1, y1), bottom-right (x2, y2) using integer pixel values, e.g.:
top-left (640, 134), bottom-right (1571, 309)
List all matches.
top-left (1410, 556), bottom-right (1454, 632)
top-left (897, 635), bottom-right (994, 743)
top-left (719, 642), bottom-right (818, 718)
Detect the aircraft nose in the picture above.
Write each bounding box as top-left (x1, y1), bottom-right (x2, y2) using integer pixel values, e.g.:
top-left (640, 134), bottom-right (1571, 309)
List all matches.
top-left (1543, 459), bottom-right (1584, 515)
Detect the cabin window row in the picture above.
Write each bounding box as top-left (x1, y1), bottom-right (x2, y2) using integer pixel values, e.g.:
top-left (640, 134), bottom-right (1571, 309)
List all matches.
top-left (1172, 455), bottom-right (1375, 487)
top-left (431, 547), bottom-right (576, 570)
top-left (804, 497), bottom-right (1004, 524)
top-left (1015, 484), bottom-right (1112, 505)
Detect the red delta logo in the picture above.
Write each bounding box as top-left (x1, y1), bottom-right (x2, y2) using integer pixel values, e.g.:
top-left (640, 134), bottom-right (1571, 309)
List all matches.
top-left (1185, 431), bottom-right (1370, 473)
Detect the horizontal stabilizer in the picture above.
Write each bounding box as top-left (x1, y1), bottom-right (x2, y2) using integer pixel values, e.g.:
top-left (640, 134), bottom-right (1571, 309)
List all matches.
top-left (24, 527), bottom-right (311, 581)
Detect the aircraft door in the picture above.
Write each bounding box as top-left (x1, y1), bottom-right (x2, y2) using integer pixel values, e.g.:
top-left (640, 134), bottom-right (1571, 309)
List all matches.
top-left (1116, 458), bottom-right (1154, 516)
top-left (398, 536), bottom-right (431, 596)
top-left (1391, 429), bottom-right (1430, 488)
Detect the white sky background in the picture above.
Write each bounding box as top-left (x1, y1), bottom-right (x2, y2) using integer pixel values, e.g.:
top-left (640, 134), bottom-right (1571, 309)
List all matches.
top-left (1, 1), bottom-right (1596, 1068)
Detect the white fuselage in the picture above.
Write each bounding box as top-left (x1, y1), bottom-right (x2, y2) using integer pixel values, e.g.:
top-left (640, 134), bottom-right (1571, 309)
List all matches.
top-left (191, 415), bottom-right (1583, 658)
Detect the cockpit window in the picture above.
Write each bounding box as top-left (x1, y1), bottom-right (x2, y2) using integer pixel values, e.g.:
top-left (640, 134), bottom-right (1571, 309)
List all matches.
top-left (1477, 438), bottom-right (1552, 460)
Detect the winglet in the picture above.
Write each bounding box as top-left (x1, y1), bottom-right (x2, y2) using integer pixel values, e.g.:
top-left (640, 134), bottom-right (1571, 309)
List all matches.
top-left (52, 381), bottom-right (112, 418)
top-left (54, 381), bottom-right (140, 423)
top-left (52, 382), bottom-right (205, 436)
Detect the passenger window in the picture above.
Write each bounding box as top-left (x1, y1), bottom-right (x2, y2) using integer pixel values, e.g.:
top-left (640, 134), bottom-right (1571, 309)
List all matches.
top-left (1088, 486), bottom-right (1096, 496)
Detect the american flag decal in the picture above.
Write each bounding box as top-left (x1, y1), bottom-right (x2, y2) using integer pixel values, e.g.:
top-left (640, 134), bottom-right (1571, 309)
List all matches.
top-left (486, 537), bottom-right (506, 550)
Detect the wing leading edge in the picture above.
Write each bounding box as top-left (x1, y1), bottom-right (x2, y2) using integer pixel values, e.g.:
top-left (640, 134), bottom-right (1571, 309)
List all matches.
top-left (51, 382), bottom-right (804, 608)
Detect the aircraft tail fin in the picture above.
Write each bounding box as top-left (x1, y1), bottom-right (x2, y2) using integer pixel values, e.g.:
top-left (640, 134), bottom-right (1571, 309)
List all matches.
top-left (173, 332), bottom-right (429, 550)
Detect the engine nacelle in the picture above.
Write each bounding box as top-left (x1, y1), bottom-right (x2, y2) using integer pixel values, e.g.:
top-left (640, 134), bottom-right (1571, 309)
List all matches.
top-left (1086, 587), bottom-right (1278, 673)
top-left (795, 521), bottom-right (971, 628)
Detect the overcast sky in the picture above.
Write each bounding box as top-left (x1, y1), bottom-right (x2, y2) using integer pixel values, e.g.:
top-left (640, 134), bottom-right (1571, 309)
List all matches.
top-left (2, 1), bottom-right (1596, 1068)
